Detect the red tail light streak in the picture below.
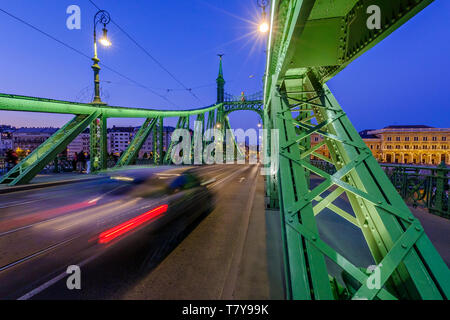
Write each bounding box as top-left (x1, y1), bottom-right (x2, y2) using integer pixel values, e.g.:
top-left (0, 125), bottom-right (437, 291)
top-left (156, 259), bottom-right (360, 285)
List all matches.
top-left (98, 204), bottom-right (168, 244)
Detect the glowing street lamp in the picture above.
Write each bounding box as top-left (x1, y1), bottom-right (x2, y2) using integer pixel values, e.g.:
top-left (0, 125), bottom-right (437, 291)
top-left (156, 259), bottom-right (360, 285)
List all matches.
top-left (259, 21), bottom-right (269, 33)
top-left (257, 0), bottom-right (269, 33)
top-left (98, 27), bottom-right (112, 47)
top-left (91, 10), bottom-right (112, 104)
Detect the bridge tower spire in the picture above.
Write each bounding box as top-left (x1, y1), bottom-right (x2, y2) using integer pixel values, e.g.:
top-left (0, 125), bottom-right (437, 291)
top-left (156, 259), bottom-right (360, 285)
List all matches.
top-left (216, 54), bottom-right (225, 103)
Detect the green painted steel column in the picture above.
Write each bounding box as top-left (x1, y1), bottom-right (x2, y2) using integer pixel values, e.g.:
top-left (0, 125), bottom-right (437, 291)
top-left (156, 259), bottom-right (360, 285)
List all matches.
top-left (100, 115), bottom-right (108, 170)
top-left (153, 123), bottom-right (157, 165)
top-left (89, 118), bottom-right (99, 172)
top-left (158, 117), bottom-right (163, 165)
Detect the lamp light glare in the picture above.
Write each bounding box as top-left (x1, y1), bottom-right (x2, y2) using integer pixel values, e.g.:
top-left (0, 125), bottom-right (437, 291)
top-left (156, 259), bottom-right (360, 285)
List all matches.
top-left (259, 22), bottom-right (269, 33)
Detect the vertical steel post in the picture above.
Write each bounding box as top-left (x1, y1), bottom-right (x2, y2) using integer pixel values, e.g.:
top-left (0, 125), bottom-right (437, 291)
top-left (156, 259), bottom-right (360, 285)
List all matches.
top-left (100, 115), bottom-right (108, 170)
top-left (158, 117), bottom-right (163, 165)
top-left (153, 123), bottom-right (157, 165)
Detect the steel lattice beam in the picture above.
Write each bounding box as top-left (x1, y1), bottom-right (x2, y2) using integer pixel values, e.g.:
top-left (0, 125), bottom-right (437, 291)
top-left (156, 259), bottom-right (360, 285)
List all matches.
top-left (264, 0), bottom-right (449, 300)
top-left (0, 112), bottom-right (99, 185)
top-left (115, 118), bottom-right (157, 168)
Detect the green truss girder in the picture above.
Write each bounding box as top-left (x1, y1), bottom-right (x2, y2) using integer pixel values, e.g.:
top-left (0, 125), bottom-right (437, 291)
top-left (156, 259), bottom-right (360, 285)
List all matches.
top-left (264, 0), bottom-right (434, 101)
top-left (263, 0), bottom-right (448, 300)
top-left (164, 116), bottom-right (191, 164)
top-left (265, 78), bottom-right (450, 300)
top-left (223, 100), bottom-right (263, 119)
top-left (0, 93), bottom-right (222, 118)
top-left (0, 111), bottom-right (99, 185)
top-left (115, 118), bottom-right (157, 168)
top-left (90, 114), bottom-right (108, 172)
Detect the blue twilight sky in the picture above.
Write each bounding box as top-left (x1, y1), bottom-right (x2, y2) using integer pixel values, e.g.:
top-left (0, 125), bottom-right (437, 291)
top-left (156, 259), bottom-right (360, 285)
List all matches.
top-left (0, 0), bottom-right (448, 131)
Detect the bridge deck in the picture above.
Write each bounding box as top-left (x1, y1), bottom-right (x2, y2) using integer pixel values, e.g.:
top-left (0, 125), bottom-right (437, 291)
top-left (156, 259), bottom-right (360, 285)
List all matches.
top-left (0, 165), bottom-right (447, 299)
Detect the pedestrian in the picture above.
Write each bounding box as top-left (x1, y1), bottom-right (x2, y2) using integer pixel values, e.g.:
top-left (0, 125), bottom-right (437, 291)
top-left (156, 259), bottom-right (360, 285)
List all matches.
top-left (72, 153), bottom-right (78, 172)
top-left (86, 153), bottom-right (91, 174)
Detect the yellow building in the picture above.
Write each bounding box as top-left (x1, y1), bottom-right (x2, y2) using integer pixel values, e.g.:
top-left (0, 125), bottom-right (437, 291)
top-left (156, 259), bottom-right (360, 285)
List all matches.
top-left (310, 125), bottom-right (450, 165)
top-left (361, 125), bottom-right (449, 165)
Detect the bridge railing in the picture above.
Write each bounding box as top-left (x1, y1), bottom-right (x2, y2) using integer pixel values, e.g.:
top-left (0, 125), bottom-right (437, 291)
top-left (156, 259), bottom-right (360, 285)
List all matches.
top-left (381, 163), bottom-right (449, 219)
top-left (310, 159), bottom-right (449, 219)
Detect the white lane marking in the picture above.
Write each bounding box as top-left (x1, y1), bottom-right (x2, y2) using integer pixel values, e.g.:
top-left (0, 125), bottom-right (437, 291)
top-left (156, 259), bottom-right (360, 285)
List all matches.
top-left (17, 253), bottom-right (101, 300)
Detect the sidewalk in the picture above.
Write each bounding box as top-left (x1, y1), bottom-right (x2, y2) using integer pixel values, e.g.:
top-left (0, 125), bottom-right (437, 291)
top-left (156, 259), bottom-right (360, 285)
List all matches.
top-left (409, 205), bottom-right (450, 267)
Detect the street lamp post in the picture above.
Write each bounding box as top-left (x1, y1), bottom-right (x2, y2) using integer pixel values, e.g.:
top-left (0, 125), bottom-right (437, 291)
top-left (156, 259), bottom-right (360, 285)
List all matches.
top-left (257, 0), bottom-right (269, 33)
top-left (91, 10), bottom-right (111, 105)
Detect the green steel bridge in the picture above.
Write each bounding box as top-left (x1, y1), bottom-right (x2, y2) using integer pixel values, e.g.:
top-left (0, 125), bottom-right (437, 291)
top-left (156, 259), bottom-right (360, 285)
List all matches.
top-left (0, 0), bottom-right (448, 300)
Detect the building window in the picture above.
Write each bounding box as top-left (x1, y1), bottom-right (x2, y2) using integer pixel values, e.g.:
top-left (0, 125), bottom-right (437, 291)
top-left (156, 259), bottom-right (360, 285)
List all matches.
top-left (432, 137), bottom-right (437, 141)
top-left (395, 145), bottom-right (400, 149)
top-left (404, 137), bottom-right (409, 141)
top-left (405, 145), bottom-right (409, 149)
top-left (442, 145), bottom-right (448, 150)
top-left (387, 137), bottom-right (392, 141)
top-left (423, 145), bottom-right (427, 149)
top-left (413, 137), bottom-right (419, 141)
top-left (443, 137), bottom-right (447, 141)
top-left (413, 145), bottom-right (418, 149)
top-left (395, 137), bottom-right (400, 141)
top-left (423, 137), bottom-right (428, 141)
top-left (432, 145), bottom-right (437, 150)
top-left (386, 145), bottom-right (392, 149)
top-left (370, 145), bottom-right (373, 149)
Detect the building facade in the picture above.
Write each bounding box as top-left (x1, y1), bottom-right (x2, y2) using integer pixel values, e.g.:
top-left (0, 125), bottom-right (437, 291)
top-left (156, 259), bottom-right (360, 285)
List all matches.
top-left (12, 127), bottom-right (58, 155)
top-left (363, 125), bottom-right (449, 165)
top-left (310, 125), bottom-right (449, 165)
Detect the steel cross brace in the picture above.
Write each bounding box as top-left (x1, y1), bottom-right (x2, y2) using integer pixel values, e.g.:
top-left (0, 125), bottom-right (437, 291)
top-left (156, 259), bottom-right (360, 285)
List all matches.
top-left (0, 111), bottom-right (99, 185)
top-left (115, 118), bottom-right (157, 168)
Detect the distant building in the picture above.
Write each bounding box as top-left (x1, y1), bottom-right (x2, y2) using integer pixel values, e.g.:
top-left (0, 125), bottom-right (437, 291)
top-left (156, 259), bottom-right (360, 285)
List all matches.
top-left (12, 127), bottom-right (58, 155)
top-left (0, 132), bottom-right (13, 155)
top-left (138, 126), bottom-right (175, 158)
top-left (0, 125), bottom-right (15, 156)
top-left (66, 131), bottom-right (90, 158)
top-left (362, 125), bottom-right (449, 165)
top-left (310, 125), bottom-right (449, 165)
top-left (109, 126), bottom-right (135, 156)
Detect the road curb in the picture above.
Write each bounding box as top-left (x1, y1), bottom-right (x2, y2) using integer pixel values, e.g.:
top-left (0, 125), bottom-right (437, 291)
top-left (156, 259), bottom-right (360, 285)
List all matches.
top-left (0, 176), bottom-right (102, 194)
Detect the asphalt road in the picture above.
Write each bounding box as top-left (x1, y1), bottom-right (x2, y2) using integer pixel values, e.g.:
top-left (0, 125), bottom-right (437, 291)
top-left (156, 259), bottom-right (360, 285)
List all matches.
top-left (0, 164), bottom-right (268, 299)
